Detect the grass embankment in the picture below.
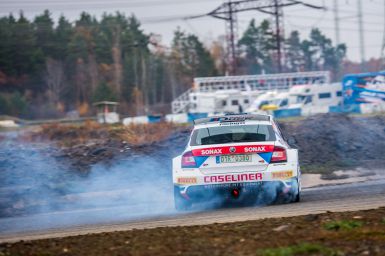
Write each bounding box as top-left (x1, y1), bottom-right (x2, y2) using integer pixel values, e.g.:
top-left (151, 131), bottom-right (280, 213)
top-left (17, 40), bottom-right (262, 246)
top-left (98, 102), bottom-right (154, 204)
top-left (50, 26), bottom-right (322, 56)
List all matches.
top-left (1, 207), bottom-right (384, 256)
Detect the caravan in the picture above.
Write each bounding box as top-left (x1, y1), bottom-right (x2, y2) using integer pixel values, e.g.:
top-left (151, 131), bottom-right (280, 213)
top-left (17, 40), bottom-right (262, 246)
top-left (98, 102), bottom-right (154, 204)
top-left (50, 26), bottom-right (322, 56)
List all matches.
top-left (171, 71), bottom-right (331, 114)
top-left (246, 91), bottom-right (289, 113)
top-left (247, 83), bottom-right (343, 116)
top-left (286, 83), bottom-right (342, 115)
top-left (188, 89), bottom-right (262, 114)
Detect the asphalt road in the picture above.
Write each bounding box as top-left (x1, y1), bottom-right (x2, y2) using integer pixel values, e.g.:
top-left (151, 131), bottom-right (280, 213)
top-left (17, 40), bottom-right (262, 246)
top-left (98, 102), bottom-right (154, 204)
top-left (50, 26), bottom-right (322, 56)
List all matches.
top-left (1, 178), bottom-right (384, 244)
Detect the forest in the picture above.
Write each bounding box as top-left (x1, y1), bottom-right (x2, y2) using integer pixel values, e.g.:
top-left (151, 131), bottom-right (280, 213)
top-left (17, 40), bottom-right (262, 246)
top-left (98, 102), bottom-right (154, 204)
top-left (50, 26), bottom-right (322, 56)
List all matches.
top-left (0, 10), bottom-right (380, 118)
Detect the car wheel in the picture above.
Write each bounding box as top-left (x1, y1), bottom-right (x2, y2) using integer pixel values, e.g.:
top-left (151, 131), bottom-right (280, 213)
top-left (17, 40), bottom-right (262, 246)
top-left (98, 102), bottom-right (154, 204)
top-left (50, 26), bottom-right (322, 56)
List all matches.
top-left (174, 187), bottom-right (192, 211)
top-left (291, 178), bottom-right (301, 203)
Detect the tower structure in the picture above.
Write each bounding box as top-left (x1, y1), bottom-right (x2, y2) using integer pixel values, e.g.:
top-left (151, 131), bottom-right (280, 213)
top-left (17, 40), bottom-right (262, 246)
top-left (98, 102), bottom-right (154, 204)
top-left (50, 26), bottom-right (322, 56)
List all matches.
top-left (188, 0), bottom-right (324, 75)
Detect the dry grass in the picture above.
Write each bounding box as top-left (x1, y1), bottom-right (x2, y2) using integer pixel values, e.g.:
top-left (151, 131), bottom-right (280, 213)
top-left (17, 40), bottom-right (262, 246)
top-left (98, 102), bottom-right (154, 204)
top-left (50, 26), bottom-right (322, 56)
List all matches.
top-left (35, 121), bottom-right (108, 146)
top-left (110, 122), bottom-right (176, 146)
top-left (29, 121), bottom-right (176, 147)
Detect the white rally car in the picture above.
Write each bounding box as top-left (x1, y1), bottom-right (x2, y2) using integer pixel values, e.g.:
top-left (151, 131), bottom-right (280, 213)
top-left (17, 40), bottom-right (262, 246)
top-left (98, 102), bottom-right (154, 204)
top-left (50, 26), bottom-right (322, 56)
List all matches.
top-left (172, 114), bottom-right (300, 210)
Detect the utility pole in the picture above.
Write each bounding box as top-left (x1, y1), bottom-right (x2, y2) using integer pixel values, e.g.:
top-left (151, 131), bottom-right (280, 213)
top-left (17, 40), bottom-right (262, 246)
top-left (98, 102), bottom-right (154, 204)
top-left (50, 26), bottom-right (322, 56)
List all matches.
top-left (333, 0), bottom-right (340, 45)
top-left (357, 0), bottom-right (366, 71)
top-left (273, 0), bottom-right (283, 72)
top-left (381, 0), bottom-right (385, 70)
top-left (225, 0), bottom-right (238, 75)
top-left (333, 0), bottom-right (341, 79)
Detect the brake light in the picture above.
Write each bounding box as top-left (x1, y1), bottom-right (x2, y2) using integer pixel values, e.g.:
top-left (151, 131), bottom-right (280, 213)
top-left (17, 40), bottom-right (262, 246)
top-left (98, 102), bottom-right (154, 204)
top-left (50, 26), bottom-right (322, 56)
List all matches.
top-left (181, 151), bottom-right (196, 168)
top-left (271, 146), bottom-right (287, 163)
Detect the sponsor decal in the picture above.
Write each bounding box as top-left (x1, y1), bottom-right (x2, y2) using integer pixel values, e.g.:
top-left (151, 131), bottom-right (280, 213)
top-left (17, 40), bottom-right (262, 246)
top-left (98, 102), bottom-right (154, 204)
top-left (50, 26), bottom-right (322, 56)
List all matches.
top-left (244, 146), bottom-right (266, 153)
top-left (204, 182), bottom-right (262, 189)
top-left (201, 149), bottom-right (222, 155)
top-left (219, 121), bottom-right (245, 126)
top-left (219, 116), bottom-right (246, 122)
top-left (204, 173), bottom-right (263, 184)
top-left (177, 177), bottom-right (197, 185)
top-left (272, 170), bottom-right (293, 179)
top-left (192, 145), bottom-right (274, 156)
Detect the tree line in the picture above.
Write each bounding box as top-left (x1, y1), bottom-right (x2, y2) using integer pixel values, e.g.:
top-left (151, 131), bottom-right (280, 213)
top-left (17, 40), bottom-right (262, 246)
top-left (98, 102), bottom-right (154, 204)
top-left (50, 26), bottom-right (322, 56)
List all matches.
top-left (0, 11), bottom-right (349, 118)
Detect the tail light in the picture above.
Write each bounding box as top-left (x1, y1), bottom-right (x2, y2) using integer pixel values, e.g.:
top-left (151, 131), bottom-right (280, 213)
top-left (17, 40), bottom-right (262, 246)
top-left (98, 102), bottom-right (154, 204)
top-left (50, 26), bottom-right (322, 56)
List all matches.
top-left (181, 151), bottom-right (196, 168)
top-left (271, 146), bottom-right (287, 163)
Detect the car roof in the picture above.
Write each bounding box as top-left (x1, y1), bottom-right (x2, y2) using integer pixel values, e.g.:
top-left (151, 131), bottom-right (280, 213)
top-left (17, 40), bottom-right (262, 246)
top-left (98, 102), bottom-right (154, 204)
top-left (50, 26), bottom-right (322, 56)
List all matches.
top-left (193, 114), bottom-right (271, 126)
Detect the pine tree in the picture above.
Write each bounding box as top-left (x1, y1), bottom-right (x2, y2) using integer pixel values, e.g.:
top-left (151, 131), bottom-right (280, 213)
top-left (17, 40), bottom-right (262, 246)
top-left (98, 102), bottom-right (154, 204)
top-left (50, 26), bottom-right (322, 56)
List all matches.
top-left (0, 94), bottom-right (9, 115)
top-left (238, 19), bottom-right (275, 74)
top-left (92, 82), bottom-right (117, 102)
top-left (55, 16), bottom-right (73, 60)
top-left (11, 13), bottom-right (43, 77)
top-left (285, 31), bottom-right (304, 72)
top-left (170, 28), bottom-right (217, 95)
top-left (9, 91), bottom-right (27, 116)
top-left (34, 10), bottom-right (55, 57)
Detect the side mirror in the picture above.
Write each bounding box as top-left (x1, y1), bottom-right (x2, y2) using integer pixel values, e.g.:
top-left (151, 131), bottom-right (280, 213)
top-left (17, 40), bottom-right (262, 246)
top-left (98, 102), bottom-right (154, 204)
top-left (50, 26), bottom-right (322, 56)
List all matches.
top-left (287, 137), bottom-right (297, 147)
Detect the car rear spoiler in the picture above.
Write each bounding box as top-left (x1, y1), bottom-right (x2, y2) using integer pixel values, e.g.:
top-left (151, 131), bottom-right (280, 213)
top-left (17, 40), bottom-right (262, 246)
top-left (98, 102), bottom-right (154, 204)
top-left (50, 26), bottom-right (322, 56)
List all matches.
top-left (193, 114), bottom-right (270, 125)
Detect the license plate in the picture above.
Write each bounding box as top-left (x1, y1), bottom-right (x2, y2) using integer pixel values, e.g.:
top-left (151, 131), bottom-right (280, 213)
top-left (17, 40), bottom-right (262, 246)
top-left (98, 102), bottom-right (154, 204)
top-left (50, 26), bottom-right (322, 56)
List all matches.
top-left (216, 154), bottom-right (252, 164)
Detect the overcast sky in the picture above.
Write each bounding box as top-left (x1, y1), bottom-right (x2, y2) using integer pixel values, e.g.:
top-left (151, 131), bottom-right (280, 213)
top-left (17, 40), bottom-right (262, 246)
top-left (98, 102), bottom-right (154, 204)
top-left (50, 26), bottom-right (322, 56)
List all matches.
top-left (0, 0), bottom-right (384, 62)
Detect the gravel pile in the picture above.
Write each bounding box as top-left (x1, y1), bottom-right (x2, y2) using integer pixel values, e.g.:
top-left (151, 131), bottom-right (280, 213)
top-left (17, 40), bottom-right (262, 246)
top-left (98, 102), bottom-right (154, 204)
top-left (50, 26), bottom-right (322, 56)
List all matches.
top-left (279, 113), bottom-right (385, 171)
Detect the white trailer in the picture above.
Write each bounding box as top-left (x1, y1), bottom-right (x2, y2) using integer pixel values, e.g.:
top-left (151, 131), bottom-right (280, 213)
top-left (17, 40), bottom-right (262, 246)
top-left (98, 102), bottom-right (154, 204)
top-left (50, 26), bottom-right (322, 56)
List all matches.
top-left (247, 83), bottom-right (343, 115)
top-left (171, 71), bottom-right (330, 114)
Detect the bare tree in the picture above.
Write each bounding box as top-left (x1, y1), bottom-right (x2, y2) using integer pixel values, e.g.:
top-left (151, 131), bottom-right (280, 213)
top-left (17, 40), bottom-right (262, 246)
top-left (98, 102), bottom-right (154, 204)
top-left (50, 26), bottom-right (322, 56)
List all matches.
top-left (75, 58), bottom-right (89, 104)
top-left (112, 25), bottom-right (123, 97)
top-left (44, 58), bottom-right (65, 104)
top-left (88, 54), bottom-right (99, 94)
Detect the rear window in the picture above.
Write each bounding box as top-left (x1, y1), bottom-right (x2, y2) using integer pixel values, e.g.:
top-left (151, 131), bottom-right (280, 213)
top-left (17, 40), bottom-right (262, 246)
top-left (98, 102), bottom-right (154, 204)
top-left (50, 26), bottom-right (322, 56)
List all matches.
top-left (190, 125), bottom-right (276, 146)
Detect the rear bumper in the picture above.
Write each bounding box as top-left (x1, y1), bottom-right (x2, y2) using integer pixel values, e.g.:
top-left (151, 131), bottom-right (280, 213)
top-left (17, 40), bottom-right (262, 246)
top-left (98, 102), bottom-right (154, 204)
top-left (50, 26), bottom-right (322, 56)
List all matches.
top-left (173, 167), bottom-right (299, 187)
top-left (175, 178), bottom-right (298, 202)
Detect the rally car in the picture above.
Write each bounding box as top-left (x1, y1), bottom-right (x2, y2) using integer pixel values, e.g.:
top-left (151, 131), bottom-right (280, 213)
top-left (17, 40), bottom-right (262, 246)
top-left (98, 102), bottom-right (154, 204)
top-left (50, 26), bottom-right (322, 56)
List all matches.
top-left (172, 114), bottom-right (300, 210)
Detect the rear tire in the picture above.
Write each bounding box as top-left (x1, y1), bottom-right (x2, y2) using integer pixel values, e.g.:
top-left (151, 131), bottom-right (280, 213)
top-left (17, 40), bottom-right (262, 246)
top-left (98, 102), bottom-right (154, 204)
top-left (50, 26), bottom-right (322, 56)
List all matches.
top-left (291, 178), bottom-right (301, 203)
top-left (174, 187), bottom-right (192, 211)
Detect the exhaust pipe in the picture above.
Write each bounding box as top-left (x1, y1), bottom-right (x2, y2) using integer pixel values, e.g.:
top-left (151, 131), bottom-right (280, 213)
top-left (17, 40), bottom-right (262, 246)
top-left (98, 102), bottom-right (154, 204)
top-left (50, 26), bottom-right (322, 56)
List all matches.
top-left (231, 188), bottom-right (240, 198)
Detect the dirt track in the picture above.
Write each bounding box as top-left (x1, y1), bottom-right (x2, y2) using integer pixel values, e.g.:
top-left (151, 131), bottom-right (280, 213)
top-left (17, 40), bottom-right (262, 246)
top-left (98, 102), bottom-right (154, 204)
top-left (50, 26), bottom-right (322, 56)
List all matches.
top-left (0, 178), bottom-right (384, 244)
top-left (0, 182), bottom-right (384, 255)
